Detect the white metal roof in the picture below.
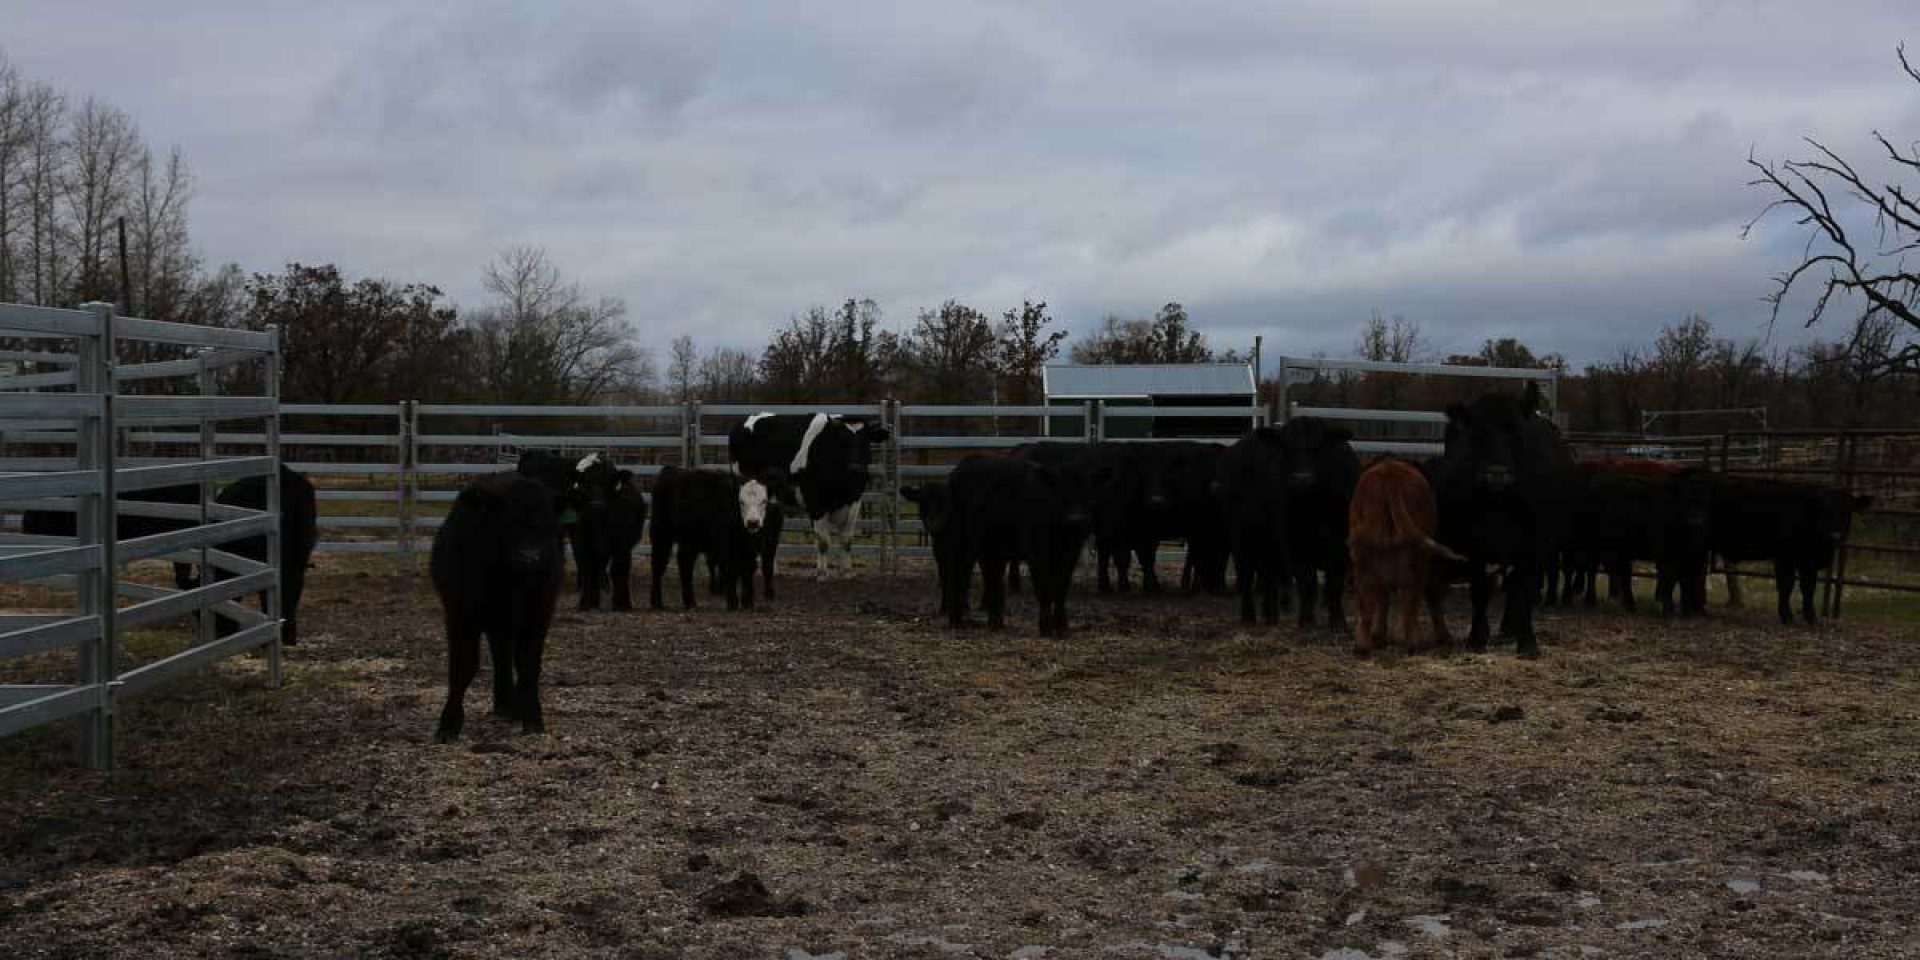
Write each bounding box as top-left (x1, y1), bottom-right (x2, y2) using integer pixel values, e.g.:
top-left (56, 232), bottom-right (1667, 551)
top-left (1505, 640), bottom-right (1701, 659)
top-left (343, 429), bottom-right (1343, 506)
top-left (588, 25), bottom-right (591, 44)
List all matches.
top-left (1042, 363), bottom-right (1256, 400)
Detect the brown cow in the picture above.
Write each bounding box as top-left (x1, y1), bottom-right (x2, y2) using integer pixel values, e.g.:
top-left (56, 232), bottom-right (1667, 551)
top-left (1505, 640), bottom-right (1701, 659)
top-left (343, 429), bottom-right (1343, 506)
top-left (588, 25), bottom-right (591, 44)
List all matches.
top-left (1348, 460), bottom-right (1459, 655)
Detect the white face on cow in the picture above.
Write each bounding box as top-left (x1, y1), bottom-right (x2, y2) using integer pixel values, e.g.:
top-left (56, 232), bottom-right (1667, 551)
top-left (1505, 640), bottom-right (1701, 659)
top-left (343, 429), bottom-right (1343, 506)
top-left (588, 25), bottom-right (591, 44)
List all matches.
top-left (739, 479), bottom-right (769, 534)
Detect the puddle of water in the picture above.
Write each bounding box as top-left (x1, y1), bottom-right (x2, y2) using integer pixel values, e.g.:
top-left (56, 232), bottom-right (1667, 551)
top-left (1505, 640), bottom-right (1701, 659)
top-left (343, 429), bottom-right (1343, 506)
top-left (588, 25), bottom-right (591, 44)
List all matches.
top-left (1234, 857), bottom-right (1278, 874)
top-left (1786, 869), bottom-right (1830, 884)
top-left (1616, 918), bottom-right (1667, 932)
top-left (1724, 877), bottom-right (1761, 894)
top-left (1404, 915), bottom-right (1452, 941)
top-left (1010, 948), bottom-right (1053, 960)
top-left (1344, 909), bottom-right (1367, 927)
top-left (1575, 894), bottom-right (1602, 910)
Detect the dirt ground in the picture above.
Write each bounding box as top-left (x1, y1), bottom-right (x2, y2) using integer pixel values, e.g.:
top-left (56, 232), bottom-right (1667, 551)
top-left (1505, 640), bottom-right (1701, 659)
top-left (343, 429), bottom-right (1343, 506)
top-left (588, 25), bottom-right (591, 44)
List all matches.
top-left (2, 554), bottom-right (1918, 960)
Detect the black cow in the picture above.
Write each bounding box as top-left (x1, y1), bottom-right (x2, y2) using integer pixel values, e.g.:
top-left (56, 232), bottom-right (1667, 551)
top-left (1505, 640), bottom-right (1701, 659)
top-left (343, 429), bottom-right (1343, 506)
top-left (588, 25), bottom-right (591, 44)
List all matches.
top-left (944, 455), bottom-right (1092, 635)
top-left (26, 465), bottom-right (320, 643)
top-left (209, 466), bottom-right (320, 643)
top-left (1219, 428), bottom-right (1291, 625)
top-left (649, 466), bottom-right (770, 611)
top-left (1563, 468), bottom-right (1712, 616)
top-left (1270, 421), bottom-right (1358, 630)
top-left (23, 483), bottom-right (202, 592)
top-left (1708, 476), bottom-right (1870, 624)
top-left (901, 482), bottom-right (956, 614)
top-left (1430, 384), bottom-right (1576, 657)
top-left (431, 470), bottom-right (566, 742)
top-left (727, 412), bottom-right (889, 579)
top-left (1159, 441), bottom-right (1232, 595)
top-left (568, 454), bottom-right (648, 611)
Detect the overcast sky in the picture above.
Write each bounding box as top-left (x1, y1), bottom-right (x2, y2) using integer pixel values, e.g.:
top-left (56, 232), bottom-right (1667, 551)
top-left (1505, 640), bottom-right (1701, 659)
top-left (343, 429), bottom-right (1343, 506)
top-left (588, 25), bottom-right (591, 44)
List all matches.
top-left (10, 1), bottom-right (1918, 371)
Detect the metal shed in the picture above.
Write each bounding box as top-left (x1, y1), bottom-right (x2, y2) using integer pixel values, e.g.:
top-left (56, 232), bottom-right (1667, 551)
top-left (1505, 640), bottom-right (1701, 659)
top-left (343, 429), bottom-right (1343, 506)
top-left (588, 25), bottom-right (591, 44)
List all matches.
top-left (1042, 363), bottom-right (1258, 439)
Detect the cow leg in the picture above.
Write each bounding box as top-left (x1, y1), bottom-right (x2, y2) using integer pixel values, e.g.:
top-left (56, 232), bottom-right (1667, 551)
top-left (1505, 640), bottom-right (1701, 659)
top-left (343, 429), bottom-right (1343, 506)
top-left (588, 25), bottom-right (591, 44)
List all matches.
top-left (280, 561), bottom-right (307, 645)
top-left (1351, 560), bottom-right (1380, 655)
top-left (1261, 561), bottom-right (1281, 626)
top-left (981, 556), bottom-right (1008, 630)
top-left (1465, 566), bottom-right (1492, 652)
top-left (1007, 559), bottom-right (1023, 595)
top-left (1112, 541), bottom-right (1132, 594)
top-left (648, 540), bottom-right (670, 610)
top-left (609, 547), bottom-right (633, 611)
top-left (1325, 549), bottom-right (1349, 633)
top-left (1234, 550), bottom-right (1258, 625)
top-left (679, 546), bottom-right (700, 610)
top-left (1424, 564), bottom-right (1452, 651)
top-left (812, 517), bottom-right (833, 581)
top-left (1773, 559), bottom-right (1795, 624)
top-left (1798, 561), bottom-right (1819, 625)
top-left (435, 609), bottom-right (484, 742)
top-left (947, 546), bottom-right (974, 629)
top-left (1295, 567), bottom-right (1318, 629)
top-left (1615, 559), bottom-right (1637, 613)
top-left (1505, 564), bottom-right (1541, 658)
top-left (707, 556), bottom-right (724, 596)
top-left (511, 603), bottom-right (548, 736)
top-left (1096, 540), bottom-right (1116, 594)
top-left (1723, 559), bottom-right (1744, 608)
top-left (574, 536), bottom-right (598, 610)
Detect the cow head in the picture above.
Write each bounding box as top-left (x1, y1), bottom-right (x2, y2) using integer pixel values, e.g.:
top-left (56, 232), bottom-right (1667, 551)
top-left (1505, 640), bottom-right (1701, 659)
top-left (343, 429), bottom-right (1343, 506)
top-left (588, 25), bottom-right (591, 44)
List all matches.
top-left (901, 483), bottom-right (953, 537)
top-left (739, 477), bottom-right (770, 535)
top-left (572, 452), bottom-right (619, 517)
top-left (1444, 394), bottom-right (1530, 494)
top-left (1818, 490), bottom-right (1873, 546)
top-left (1272, 418), bottom-right (1353, 491)
top-left (458, 474), bottom-right (563, 571)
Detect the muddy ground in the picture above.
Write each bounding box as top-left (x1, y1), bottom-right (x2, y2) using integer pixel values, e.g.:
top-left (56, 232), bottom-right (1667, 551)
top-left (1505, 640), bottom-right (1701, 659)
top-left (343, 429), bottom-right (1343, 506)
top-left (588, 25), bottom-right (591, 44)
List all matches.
top-left (2, 555), bottom-right (1918, 959)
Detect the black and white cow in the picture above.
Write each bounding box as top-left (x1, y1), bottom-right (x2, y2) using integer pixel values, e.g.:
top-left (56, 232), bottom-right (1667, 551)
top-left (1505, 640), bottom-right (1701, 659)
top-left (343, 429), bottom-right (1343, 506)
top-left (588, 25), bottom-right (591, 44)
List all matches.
top-left (727, 412), bottom-right (890, 580)
top-left (649, 466), bottom-right (773, 611)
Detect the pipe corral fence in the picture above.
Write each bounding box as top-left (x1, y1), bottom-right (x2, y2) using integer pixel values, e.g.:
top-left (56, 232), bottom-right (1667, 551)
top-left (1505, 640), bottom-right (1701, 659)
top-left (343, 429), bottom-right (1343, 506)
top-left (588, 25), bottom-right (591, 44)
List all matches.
top-left (0, 301), bottom-right (284, 768)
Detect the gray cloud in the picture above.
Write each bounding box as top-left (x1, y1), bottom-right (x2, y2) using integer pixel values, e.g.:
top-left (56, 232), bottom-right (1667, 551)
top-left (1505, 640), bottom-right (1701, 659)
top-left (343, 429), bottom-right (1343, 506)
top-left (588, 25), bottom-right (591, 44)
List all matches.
top-left (8, 0), bottom-right (1916, 373)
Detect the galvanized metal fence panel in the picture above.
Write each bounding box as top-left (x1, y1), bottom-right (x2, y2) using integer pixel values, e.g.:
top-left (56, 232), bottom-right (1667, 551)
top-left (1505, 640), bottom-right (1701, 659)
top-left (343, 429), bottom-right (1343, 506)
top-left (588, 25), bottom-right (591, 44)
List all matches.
top-left (0, 299), bottom-right (285, 768)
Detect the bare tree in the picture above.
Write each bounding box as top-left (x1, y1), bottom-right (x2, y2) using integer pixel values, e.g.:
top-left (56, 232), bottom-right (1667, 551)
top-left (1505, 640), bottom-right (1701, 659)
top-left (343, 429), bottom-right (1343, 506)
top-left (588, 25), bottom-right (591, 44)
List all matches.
top-left (667, 333), bottom-right (698, 402)
top-left (469, 246), bottom-right (648, 403)
top-left (128, 145), bottom-right (194, 318)
top-left (1746, 46), bottom-right (1920, 375)
top-left (698, 346), bottom-right (758, 401)
top-left (1652, 314), bottom-right (1714, 410)
top-left (63, 98), bottom-right (141, 305)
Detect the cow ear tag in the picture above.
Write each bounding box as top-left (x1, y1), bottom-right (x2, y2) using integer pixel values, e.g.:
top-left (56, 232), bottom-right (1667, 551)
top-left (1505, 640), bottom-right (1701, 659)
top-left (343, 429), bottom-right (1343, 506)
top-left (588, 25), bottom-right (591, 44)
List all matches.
top-left (560, 507), bottom-right (581, 525)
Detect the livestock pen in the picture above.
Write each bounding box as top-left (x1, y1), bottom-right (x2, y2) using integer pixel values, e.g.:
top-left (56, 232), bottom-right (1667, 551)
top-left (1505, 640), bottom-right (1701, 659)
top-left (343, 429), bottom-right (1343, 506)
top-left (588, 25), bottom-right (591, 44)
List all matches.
top-left (8, 362), bottom-right (1920, 957)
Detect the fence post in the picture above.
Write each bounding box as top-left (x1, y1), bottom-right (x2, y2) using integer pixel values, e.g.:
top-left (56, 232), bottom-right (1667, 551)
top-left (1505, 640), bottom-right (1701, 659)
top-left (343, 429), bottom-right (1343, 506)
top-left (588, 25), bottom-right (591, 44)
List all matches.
top-left (1087, 399), bottom-right (1103, 443)
top-left (1829, 431), bottom-right (1854, 619)
top-left (263, 325), bottom-right (283, 688)
top-left (885, 398), bottom-right (900, 575)
top-left (687, 401), bottom-right (702, 468)
top-left (196, 349), bottom-right (217, 658)
top-left (1275, 358), bottom-right (1291, 424)
top-left (75, 301), bottom-right (118, 769)
top-left (397, 400), bottom-right (415, 560)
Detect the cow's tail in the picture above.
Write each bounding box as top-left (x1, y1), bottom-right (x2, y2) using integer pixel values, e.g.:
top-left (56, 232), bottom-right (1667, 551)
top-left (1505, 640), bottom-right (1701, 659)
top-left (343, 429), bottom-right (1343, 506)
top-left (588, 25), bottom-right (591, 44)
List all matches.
top-left (1419, 537), bottom-right (1466, 562)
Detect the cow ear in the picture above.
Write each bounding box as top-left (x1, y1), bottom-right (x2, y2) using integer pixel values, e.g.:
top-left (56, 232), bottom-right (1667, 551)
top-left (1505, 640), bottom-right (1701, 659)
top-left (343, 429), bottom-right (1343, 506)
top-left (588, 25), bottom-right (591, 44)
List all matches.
top-left (1852, 494), bottom-right (1873, 511)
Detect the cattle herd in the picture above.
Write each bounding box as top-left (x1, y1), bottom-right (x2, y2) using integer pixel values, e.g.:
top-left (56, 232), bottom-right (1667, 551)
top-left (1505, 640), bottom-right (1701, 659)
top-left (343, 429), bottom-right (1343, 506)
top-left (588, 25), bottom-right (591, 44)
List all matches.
top-left (426, 390), bottom-right (1873, 742)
